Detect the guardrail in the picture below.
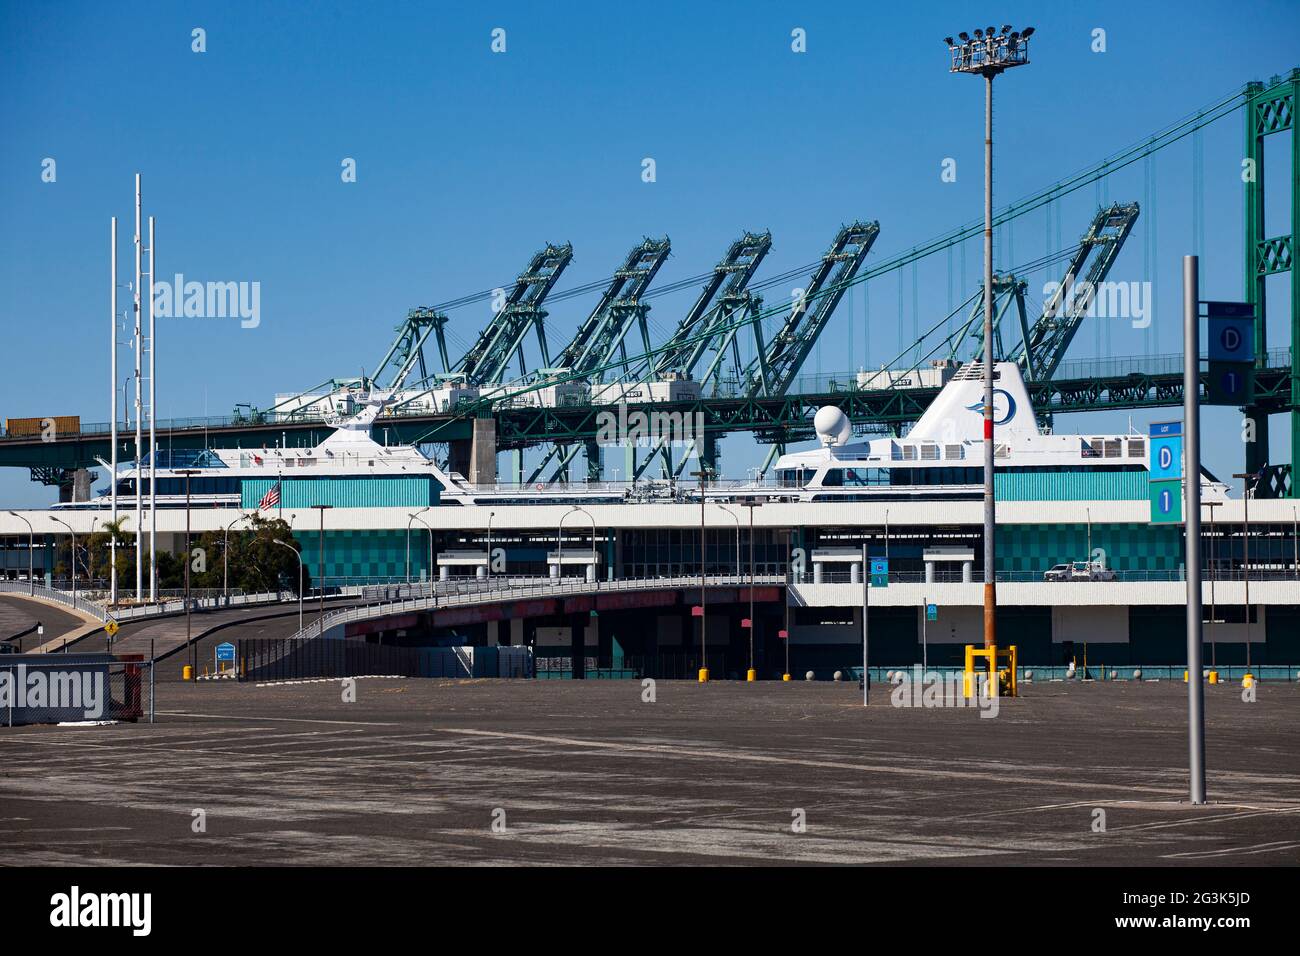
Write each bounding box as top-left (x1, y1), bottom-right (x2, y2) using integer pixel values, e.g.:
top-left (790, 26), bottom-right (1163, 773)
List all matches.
top-left (290, 573), bottom-right (787, 641)
top-left (796, 568), bottom-right (1300, 585)
top-left (0, 581), bottom-right (108, 621)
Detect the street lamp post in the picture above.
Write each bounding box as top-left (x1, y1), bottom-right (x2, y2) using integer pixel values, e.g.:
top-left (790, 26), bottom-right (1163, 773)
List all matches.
top-left (1205, 500), bottom-right (1221, 668)
top-left (717, 504), bottom-right (741, 578)
top-left (946, 24), bottom-right (1033, 648)
top-left (406, 506), bottom-right (429, 585)
top-left (558, 506), bottom-right (597, 586)
top-left (174, 469), bottom-right (201, 674)
top-left (783, 528), bottom-right (792, 681)
top-left (690, 469), bottom-right (711, 681)
top-left (410, 511), bottom-right (435, 591)
top-left (222, 512), bottom-right (248, 601)
top-left (742, 499), bottom-right (764, 681)
top-left (272, 538), bottom-right (305, 632)
top-left (310, 505), bottom-right (332, 630)
top-left (1232, 472), bottom-right (1258, 671)
top-left (88, 517), bottom-right (99, 593)
top-left (50, 516), bottom-right (76, 606)
top-left (7, 511), bottom-right (34, 596)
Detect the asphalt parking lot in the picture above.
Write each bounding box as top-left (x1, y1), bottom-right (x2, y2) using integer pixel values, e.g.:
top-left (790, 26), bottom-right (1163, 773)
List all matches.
top-left (2, 679), bottom-right (1297, 866)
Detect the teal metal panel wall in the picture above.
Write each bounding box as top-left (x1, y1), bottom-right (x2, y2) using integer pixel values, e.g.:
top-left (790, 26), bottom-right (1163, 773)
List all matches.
top-left (994, 470), bottom-right (1148, 501)
top-left (997, 523), bottom-right (1183, 572)
top-left (296, 529), bottom-right (428, 581)
top-left (241, 476), bottom-right (438, 510)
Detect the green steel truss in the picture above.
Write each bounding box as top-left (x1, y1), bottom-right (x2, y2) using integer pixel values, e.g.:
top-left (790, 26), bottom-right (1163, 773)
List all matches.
top-left (1243, 69), bottom-right (1299, 496)
top-left (552, 237), bottom-right (670, 381)
top-left (455, 243), bottom-right (573, 384)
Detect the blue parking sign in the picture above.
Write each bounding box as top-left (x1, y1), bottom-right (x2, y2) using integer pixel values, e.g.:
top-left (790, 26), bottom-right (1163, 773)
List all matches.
top-left (215, 642), bottom-right (235, 663)
top-left (1208, 317), bottom-right (1254, 363)
top-left (1149, 436), bottom-right (1183, 481)
top-left (870, 558), bottom-right (888, 587)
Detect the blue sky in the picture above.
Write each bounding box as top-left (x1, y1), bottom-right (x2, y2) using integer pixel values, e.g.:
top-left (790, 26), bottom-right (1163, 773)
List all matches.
top-left (1, 0), bottom-right (1297, 503)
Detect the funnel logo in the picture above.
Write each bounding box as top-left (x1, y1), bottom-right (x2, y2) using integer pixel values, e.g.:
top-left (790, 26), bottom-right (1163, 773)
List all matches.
top-left (965, 389), bottom-right (1017, 425)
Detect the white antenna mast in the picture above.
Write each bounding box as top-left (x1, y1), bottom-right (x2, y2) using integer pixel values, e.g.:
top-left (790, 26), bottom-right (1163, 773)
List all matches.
top-left (148, 213), bottom-right (157, 602)
top-left (133, 174), bottom-right (143, 602)
top-left (109, 216), bottom-right (118, 606)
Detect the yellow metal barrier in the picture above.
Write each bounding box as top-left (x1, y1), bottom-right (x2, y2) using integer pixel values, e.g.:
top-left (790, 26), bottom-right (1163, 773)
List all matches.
top-left (963, 644), bottom-right (1018, 698)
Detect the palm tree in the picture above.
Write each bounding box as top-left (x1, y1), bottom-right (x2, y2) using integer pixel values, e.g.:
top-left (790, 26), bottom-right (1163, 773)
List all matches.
top-left (97, 516), bottom-right (132, 603)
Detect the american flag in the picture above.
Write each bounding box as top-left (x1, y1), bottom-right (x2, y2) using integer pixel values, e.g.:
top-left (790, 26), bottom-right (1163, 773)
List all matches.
top-left (257, 481), bottom-right (281, 511)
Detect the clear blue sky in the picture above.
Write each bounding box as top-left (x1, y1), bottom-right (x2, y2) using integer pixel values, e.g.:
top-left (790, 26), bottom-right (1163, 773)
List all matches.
top-left (1, 0), bottom-right (1297, 503)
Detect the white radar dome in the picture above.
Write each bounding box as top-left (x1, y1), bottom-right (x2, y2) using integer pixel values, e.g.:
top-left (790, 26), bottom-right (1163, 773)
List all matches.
top-left (813, 405), bottom-right (852, 447)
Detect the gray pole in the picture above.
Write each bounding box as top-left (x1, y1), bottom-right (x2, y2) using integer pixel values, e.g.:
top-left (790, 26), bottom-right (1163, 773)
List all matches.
top-left (982, 72), bottom-right (997, 650)
top-left (922, 593), bottom-right (928, 671)
top-left (110, 216), bottom-right (118, 606)
top-left (861, 540), bottom-right (869, 705)
top-left (148, 215), bottom-right (157, 604)
top-left (1183, 255), bottom-right (1206, 805)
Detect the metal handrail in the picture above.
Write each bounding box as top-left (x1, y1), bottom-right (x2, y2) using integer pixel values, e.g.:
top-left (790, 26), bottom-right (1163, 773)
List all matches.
top-left (0, 581), bottom-right (108, 621)
top-left (288, 573), bottom-right (786, 641)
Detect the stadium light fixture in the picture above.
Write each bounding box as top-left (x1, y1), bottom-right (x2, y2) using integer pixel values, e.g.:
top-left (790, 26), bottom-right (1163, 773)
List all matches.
top-left (944, 25), bottom-right (1034, 650)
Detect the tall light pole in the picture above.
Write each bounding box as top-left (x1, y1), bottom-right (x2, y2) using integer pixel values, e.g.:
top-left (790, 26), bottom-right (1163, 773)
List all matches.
top-left (1233, 471), bottom-right (1258, 671)
top-left (175, 469), bottom-right (200, 673)
top-left (1205, 500), bottom-right (1221, 668)
top-left (946, 24), bottom-right (1033, 648)
top-left (222, 512), bottom-right (248, 601)
top-left (558, 506), bottom-right (597, 585)
top-left (411, 511), bottom-right (435, 589)
top-left (690, 469), bottom-right (711, 681)
top-left (716, 503), bottom-right (741, 576)
top-left (406, 506), bottom-right (429, 584)
top-left (7, 512), bottom-right (33, 596)
top-left (109, 215), bottom-right (118, 606)
top-left (50, 516), bottom-right (76, 605)
top-left (743, 499), bottom-right (764, 681)
top-left (311, 505), bottom-right (332, 627)
top-left (272, 538), bottom-right (305, 632)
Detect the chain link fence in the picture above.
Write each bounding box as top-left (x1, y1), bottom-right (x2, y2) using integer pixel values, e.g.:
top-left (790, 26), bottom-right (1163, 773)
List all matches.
top-left (2, 654), bottom-right (153, 727)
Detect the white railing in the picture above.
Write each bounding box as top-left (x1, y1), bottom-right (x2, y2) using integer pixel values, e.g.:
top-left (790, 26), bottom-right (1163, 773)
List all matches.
top-left (0, 581), bottom-right (108, 622)
top-left (108, 589), bottom-right (295, 621)
top-left (289, 573), bottom-right (787, 641)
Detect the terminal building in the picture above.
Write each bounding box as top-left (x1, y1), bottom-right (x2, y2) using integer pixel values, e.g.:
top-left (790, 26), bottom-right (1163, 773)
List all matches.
top-left (3, 363), bottom-right (1298, 675)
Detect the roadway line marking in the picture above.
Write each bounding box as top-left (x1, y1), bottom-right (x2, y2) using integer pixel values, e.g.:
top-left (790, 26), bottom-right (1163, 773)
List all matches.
top-left (1162, 840), bottom-right (1300, 860)
top-left (159, 711), bottom-right (400, 727)
top-left (427, 727), bottom-right (1200, 797)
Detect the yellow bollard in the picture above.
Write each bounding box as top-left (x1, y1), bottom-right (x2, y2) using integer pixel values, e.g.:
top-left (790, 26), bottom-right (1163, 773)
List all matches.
top-left (782, 673), bottom-right (791, 682)
top-left (698, 667), bottom-right (710, 683)
top-left (746, 668), bottom-right (757, 682)
top-left (182, 664), bottom-right (193, 681)
top-left (1242, 673), bottom-right (1255, 689)
top-left (1208, 671), bottom-right (1218, 685)
top-left (1183, 670), bottom-right (1189, 682)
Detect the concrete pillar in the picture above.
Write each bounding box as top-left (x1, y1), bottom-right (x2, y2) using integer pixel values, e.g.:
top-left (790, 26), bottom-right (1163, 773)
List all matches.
top-left (469, 416), bottom-right (497, 485)
top-left (585, 563), bottom-right (595, 583)
top-left (813, 561), bottom-right (823, 584)
top-left (439, 566), bottom-right (449, 581)
top-left (475, 565), bottom-right (486, 579)
top-left (961, 561), bottom-right (972, 583)
top-left (850, 561), bottom-right (861, 585)
top-left (925, 562), bottom-right (935, 584)
top-left (550, 562), bottom-right (560, 579)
